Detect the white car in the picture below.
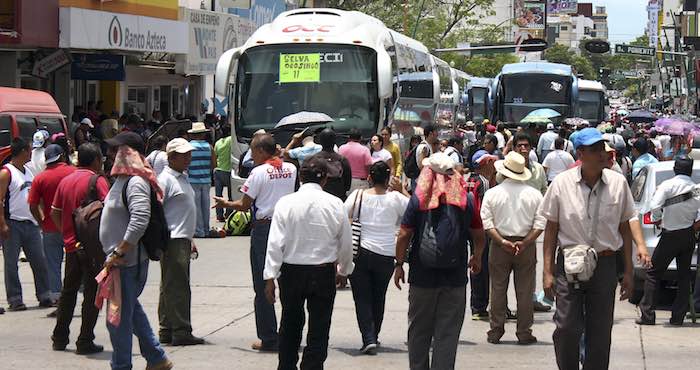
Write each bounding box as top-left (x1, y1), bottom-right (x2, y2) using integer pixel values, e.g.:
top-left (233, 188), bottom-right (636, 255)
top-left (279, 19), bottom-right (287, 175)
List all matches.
top-left (629, 161), bottom-right (700, 304)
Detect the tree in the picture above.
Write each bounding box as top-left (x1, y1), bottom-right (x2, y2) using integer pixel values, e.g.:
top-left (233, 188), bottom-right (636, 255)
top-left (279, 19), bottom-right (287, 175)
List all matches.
top-left (452, 52), bottom-right (520, 78)
top-left (544, 44), bottom-right (596, 79)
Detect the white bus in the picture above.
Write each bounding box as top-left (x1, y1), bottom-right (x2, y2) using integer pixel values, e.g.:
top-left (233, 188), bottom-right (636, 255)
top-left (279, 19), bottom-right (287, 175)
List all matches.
top-left (215, 8), bottom-right (468, 193)
top-left (577, 79), bottom-right (608, 124)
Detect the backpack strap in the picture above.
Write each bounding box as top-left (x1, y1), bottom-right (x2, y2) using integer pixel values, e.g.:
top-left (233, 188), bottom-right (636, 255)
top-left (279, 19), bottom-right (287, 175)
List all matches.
top-left (82, 174), bottom-right (101, 207)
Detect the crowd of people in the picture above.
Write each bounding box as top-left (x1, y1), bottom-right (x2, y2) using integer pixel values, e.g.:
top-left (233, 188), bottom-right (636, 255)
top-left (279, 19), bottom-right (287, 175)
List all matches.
top-left (2, 107), bottom-right (700, 370)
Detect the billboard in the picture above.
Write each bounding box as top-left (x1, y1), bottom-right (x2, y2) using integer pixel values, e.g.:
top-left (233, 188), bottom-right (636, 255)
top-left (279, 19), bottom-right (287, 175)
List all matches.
top-left (547, 0), bottom-right (578, 14)
top-left (515, 1), bottom-right (546, 30)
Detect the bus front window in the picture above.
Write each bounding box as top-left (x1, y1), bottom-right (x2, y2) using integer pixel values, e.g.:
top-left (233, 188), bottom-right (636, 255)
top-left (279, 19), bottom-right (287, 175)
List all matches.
top-left (236, 44), bottom-right (379, 139)
top-left (577, 90), bottom-right (603, 123)
top-left (501, 74), bottom-right (571, 123)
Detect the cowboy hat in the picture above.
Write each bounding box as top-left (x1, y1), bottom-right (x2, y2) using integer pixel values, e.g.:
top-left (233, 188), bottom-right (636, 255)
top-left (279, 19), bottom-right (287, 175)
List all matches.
top-left (421, 152), bottom-right (455, 175)
top-left (495, 152), bottom-right (532, 181)
top-left (188, 122), bottom-right (209, 134)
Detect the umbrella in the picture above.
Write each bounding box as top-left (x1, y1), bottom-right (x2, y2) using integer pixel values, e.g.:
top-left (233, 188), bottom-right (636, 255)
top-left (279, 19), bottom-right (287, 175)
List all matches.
top-left (626, 110), bottom-right (656, 123)
top-left (520, 116), bottom-right (552, 125)
top-left (274, 111), bottom-right (333, 128)
top-left (523, 108), bottom-right (562, 120)
top-left (564, 117), bottom-right (589, 128)
top-left (616, 109), bottom-right (629, 116)
top-left (665, 121), bottom-right (694, 136)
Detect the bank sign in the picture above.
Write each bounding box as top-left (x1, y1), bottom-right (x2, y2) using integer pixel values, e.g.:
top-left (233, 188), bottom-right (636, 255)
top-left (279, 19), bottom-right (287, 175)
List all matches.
top-left (180, 8), bottom-right (254, 75)
top-left (59, 7), bottom-right (188, 54)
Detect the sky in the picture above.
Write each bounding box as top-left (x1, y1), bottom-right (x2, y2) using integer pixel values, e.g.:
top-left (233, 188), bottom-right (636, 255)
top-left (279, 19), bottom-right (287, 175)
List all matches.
top-left (589, 0), bottom-right (648, 44)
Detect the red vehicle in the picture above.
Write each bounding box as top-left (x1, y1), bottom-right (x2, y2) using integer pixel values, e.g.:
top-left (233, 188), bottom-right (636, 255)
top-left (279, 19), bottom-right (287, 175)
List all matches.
top-left (0, 87), bottom-right (70, 162)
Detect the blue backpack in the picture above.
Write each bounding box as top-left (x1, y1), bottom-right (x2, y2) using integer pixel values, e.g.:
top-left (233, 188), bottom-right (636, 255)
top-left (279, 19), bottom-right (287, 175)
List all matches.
top-left (417, 195), bottom-right (473, 269)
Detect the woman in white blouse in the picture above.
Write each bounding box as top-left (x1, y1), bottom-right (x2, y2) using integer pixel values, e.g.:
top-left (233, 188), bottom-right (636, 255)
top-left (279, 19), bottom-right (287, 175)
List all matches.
top-left (344, 161), bottom-right (409, 355)
top-left (369, 134), bottom-right (395, 176)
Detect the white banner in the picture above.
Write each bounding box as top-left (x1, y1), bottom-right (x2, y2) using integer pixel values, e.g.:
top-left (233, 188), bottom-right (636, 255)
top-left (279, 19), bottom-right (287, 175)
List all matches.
top-left (59, 7), bottom-right (188, 54)
top-left (180, 8), bottom-right (254, 75)
top-left (647, 2), bottom-right (660, 48)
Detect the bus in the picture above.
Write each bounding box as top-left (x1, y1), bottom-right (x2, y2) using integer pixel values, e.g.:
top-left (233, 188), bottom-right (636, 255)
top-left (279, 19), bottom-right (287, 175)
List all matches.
top-left (577, 79), bottom-right (608, 124)
top-left (466, 77), bottom-right (492, 123)
top-left (214, 8), bottom-right (468, 193)
top-left (490, 62), bottom-right (579, 124)
top-left (452, 69), bottom-right (470, 125)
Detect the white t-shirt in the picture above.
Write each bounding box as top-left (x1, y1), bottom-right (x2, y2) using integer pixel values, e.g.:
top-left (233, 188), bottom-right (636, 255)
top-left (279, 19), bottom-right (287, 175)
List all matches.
top-left (542, 150), bottom-right (575, 182)
top-left (27, 147), bottom-right (46, 177)
top-left (241, 162), bottom-right (297, 220)
top-left (495, 132), bottom-right (506, 149)
top-left (344, 189), bottom-right (409, 257)
top-left (371, 148), bottom-right (392, 164)
top-left (146, 150), bottom-right (168, 176)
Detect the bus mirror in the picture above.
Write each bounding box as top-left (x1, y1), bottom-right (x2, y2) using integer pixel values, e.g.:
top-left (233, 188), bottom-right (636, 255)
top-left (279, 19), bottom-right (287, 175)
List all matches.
top-left (215, 47), bottom-right (242, 96)
top-left (584, 40), bottom-right (610, 54)
top-left (520, 38), bottom-right (548, 52)
top-left (377, 48), bottom-right (393, 99)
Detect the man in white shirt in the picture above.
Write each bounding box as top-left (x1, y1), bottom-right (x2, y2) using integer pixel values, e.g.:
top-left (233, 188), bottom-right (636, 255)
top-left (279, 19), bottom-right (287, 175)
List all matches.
top-left (638, 158), bottom-right (700, 326)
top-left (263, 155), bottom-right (353, 370)
top-left (536, 123), bottom-right (558, 160)
top-left (444, 136), bottom-right (464, 167)
top-left (213, 133), bottom-right (297, 352)
top-left (157, 138), bottom-right (204, 346)
top-left (542, 138), bottom-right (575, 183)
top-left (481, 152), bottom-right (545, 345)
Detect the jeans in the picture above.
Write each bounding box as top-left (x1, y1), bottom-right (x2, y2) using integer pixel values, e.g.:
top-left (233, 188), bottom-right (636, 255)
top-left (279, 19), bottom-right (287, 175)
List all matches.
top-left (349, 247), bottom-right (394, 346)
top-left (43, 231), bottom-right (64, 300)
top-left (278, 264), bottom-right (336, 370)
top-left (214, 170), bottom-right (232, 220)
top-left (158, 238), bottom-right (193, 340)
top-left (2, 220), bottom-right (50, 305)
top-left (250, 221), bottom-right (278, 345)
top-left (191, 183), bottom-right (211, 238)
top-left (52, 251), bottom-right (99, 347)
top-left (107, 261), bottom-right (167, 370)
top-left (470, 236), bottom-right (490, 313)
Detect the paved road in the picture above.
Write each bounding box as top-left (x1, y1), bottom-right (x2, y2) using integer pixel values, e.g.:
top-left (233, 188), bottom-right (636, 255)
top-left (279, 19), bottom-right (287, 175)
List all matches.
top-left (0, 233), bottom-right (698, 369)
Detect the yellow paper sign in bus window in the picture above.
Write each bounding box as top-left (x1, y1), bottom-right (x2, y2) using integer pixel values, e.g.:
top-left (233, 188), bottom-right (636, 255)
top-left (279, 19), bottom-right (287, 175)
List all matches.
top-left (279, 53), bottom-right (320, 83)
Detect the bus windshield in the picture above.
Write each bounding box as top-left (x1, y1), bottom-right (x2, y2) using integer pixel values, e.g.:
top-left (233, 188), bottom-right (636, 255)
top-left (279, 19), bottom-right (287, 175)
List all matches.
top-left (577, 90), bottom-right (603, 122)
top-left (471, 87), bottom-right (488, 121)
top-left (499, 74), bottom-right (571, 123)
top-left (235, 44), bottom-right (379, 139)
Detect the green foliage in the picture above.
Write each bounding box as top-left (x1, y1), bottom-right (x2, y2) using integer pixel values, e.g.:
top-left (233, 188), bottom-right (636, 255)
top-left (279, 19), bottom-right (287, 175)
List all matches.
top-left (451, 53), bottom-right (520, 78)
top-left (544, 44), bottom-right (596, 79)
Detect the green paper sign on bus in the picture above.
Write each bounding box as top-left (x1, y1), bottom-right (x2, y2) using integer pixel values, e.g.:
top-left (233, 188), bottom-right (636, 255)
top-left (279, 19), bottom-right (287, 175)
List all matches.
top-left (279, 53), bottom-right (321, 83)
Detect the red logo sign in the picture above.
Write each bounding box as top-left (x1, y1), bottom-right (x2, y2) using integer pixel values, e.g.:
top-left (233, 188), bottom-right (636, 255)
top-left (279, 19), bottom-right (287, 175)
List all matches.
top-left (282, 25), bottom-right (334, 33)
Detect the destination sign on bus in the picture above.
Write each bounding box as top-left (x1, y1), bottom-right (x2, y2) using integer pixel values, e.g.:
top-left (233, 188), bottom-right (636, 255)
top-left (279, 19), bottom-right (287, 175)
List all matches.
top-left (279, 53), bottom-right (320, 83)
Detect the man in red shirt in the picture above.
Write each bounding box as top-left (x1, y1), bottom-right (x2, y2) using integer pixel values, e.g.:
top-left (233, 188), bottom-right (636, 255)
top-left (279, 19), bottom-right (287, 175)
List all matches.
top-left (49, 143), bottom-right (109, 354)
top-left (28, 145), bottom-right (76, 304)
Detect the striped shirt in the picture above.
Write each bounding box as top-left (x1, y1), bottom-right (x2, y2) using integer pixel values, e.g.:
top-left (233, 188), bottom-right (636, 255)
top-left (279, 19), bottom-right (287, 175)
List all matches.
top-left (188, 140), bottom-right (212, 184)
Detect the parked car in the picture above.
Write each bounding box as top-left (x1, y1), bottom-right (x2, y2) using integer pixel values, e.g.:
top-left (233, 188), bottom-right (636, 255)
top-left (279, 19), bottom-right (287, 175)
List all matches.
top-left (0, 87), bottom-right (70, 163)
top-left (629, 160), bottom-right (700, 304)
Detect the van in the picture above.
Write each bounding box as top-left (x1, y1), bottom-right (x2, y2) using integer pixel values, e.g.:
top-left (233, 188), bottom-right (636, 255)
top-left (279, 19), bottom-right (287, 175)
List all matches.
top-left (629, 160), bottom-right (700, 304)
top-left (0, 87), bottom-right (70, 163)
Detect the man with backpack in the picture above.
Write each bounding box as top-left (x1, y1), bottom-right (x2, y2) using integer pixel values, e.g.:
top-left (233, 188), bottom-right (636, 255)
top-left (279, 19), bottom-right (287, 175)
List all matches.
top-left (49, 143), bottom-right (107, 354)
top-left (314, 128), bottom-right (352, 200)
top-left (101, 132), bottom-right (172, 370)
top-left (394, 152), bottom-right (485, 370)
top-left (156, 138), bottom-right (204, 346)
top-left (404, 125), bottom-right (438, 189)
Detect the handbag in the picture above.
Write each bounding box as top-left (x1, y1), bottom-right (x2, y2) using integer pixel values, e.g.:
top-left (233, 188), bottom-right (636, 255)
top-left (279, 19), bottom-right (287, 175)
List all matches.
top-left (349, 190), bottom-right (364, 257)
top-left (562, 185), bottom-right (602, 285)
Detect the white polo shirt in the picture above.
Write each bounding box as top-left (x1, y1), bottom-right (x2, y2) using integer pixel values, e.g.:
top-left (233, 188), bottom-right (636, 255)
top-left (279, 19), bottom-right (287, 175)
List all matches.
top-left (241, 162), bottom-right (297, 220)
top-left (158, 166), bottom-right (196, 240)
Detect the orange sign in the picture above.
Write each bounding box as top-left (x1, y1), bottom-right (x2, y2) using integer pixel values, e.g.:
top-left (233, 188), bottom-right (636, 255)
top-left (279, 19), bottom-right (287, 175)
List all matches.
top-left (59, 0), bottom-right (178, 20)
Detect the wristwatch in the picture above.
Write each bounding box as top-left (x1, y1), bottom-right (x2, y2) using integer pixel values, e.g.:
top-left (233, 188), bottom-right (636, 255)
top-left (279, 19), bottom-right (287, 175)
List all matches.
top-left (394, 261), bottom-right (404, 268)
top-left (111, 250), bottom-right (125, 258)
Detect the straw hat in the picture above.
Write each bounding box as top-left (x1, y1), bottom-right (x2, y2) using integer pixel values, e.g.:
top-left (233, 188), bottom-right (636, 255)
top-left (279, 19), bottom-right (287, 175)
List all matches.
top-left (188, 122), bottom-right (209, 134)
top-left (495, 152), bottom-right (532, 181)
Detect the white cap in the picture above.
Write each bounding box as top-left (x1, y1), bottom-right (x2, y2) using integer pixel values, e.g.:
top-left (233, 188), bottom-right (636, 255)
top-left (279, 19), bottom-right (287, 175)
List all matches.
top-left (166, 138), bottom-right (195, 154)
top-left (32, 131), bottom-right (46, 148)
top-left (546, 123), bottom-right (555, 130)
top-left (80, 117), bottom-right (94, 128)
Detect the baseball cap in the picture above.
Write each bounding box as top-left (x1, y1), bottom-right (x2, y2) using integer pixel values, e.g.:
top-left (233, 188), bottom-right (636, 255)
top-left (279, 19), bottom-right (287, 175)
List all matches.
top-left (546, 123), bottom-right (555, 130)
top-left (166, 138), bottom-right (195, 154)
top-left (32, 131), bottom-right (46, 148)
top-left (674, 157), bottom-right (693, 176)
top-left (573, 128), bottom-right (605, 149)
top-left (44, 144), bottom-right (64, 164)
top-left (106, 131), bottom-right (145, 154)
top-left (80, 117), bottom-right (94, 128)
top-left (486, 124), bottom-right (497, 133)
top-left (471, 149), bottom-right (498, 168)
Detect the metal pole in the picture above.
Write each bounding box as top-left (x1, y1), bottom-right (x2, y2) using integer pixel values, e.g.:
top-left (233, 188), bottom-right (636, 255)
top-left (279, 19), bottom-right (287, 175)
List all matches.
top-left (411, 0), bottom-right (426, 39)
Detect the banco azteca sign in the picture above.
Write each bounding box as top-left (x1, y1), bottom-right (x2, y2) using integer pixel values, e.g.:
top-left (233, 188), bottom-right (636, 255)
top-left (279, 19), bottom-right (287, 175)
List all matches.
top-left (108, 15), bottom-right (168, 51)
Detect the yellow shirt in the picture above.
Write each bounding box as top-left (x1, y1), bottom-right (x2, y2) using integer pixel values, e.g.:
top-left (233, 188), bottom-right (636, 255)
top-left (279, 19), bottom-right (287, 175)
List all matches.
top-left (385, 141), bottom-right (402, 176)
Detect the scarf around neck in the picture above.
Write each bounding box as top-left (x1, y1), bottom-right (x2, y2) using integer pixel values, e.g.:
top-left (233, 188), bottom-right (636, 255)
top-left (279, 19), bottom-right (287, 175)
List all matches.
top-left (110, 146), bottom-right (163, 200)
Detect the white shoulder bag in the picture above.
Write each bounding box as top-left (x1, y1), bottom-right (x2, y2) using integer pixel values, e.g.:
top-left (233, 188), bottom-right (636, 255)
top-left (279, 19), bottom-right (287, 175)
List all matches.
top-left (562, 186), bottom-right (601, 285)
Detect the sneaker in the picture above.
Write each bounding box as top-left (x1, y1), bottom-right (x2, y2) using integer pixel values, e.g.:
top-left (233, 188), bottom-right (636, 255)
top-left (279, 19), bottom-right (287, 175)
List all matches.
top-left (517, 335), bottom-right (538, 345)
top-left (8, 302), bottom-right (27, 312)
top-left (76, 343), bottom-right (104, 355)
top-left (146, 359), bottom-right (174, 370)
top-left (251, 340), bottom-right (278, 352)
top-left (471, 311), bottom-right (489, 321)
top-left (533, 300), bottom-right (552, 312)
top-left (506, 309), bottom-right (517, 320)
top-left (360, 343), bottom-right (377, 355)
top-left (171, 335), bottom-right (205, 346)
top-left (635, 318), bottom-right (655, 326)
top-left (487, 336), bottom-right (501, 344)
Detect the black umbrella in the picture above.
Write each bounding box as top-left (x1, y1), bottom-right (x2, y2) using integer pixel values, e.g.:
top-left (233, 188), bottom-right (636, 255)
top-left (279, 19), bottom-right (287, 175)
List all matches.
top-left (626, 110), bottom-right (656, 123)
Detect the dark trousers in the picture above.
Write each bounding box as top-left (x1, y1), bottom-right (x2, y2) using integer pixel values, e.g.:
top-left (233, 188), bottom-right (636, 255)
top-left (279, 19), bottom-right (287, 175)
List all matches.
top-left (553, 252), bottom-right (617, 370)
top-left (278, 263), bottom-right (336, 370)
top-left (349, 248), bottom-right (394, 346)
top-left (640, 227), bottom-right (696, 323)
top-left (158, 238), bottom-right (192, 340)
top-left (52, 251), bottom-right (99, 347)
top-left (251, 221), bottom-right (278, 345)
top-left (214, 170), bottom-right (232, 220)
top-left (470, 237), bottom-right (490, 313)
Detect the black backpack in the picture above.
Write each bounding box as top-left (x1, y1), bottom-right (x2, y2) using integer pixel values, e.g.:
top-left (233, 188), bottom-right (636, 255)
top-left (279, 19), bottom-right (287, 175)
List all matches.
top-left (121, 176), bottom-right (170, 261)
top-left (404, 144), bottom-right (422, 179)
top-left (416, 194), bottom-right (474, 269)
top-left (72, 174), bottom-right (107, 273)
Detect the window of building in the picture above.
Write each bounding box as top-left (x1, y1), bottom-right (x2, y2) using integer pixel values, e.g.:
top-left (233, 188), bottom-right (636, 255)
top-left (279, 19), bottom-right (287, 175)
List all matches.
top-left (561, 26), bottom-right (568, 31)
top-left (584, 27), bottom-right (591, 35)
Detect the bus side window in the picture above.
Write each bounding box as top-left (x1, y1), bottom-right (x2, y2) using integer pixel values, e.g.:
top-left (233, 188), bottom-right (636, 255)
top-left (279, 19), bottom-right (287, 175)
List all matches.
top-left (0, 116), bottom-right (11, 147)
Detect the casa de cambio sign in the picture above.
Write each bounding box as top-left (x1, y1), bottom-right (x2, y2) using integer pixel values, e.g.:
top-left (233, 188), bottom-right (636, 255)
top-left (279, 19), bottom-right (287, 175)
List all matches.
top-left (59, 7), bottom-right (188, 54)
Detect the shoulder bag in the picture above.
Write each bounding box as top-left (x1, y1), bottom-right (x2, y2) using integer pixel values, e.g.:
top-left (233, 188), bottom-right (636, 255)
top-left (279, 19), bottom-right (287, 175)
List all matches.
top-left (562, 185), bottom-right (601, 286)
top-left (349, 190), bottom-right (364, 258)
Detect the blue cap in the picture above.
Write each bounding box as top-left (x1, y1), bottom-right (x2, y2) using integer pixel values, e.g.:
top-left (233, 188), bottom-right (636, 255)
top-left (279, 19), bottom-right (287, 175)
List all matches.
top-left (573, 128), bottom-right (606, 149)
top-left (44, 144), bottom-right (64, 164)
